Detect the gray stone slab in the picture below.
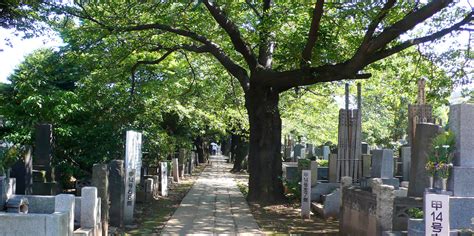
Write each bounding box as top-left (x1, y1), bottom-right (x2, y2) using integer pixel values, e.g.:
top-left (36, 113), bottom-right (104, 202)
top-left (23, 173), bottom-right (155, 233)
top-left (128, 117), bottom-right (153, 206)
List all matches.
top-left (92, 163), bottom-right (108, 236)
top-left (401, 146), bottom-right (411, 181)
top-left (450, 196), bottom-right (474, 230)
top-left (80, 187), bottom-right (98, 228)
top-left (371, 149), bottom-right (394, 178)
top-left (449, 166), bottom-right (474, 197)
top-left (54, 194), bottom-right (75, 236)
top-left (408, 123), bottom-right (441, 197)
top-left (108, 160), bottom-right (124, 227)
top-left (449, 103), bottom-right (474, 167)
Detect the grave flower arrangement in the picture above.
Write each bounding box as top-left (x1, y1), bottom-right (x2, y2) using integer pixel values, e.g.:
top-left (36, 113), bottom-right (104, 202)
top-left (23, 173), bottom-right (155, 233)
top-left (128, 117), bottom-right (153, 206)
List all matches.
top-left (425, 131), bottom-right (455, 189)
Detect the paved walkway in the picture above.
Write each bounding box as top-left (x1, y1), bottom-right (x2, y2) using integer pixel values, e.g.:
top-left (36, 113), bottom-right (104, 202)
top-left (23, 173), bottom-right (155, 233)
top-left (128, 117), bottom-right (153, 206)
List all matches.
top-left (161, 156), bottom-right (261, 235)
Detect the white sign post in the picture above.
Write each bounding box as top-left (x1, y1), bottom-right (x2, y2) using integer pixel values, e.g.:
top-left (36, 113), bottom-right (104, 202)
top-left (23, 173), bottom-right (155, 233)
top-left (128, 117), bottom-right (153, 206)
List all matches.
top-left (160, 162), bottom-right (168, 196)
top-left (123, 130), bottom-right (142, 225)
top-left (425, 193), bottom-right (450, 236)
top-left (301, 170), bottom-right (311, 219)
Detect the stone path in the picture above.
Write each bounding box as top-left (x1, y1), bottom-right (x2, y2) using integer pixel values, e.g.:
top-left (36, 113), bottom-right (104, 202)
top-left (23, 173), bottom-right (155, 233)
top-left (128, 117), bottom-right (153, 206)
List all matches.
top-left (161, 156), bottom-right (261, 235)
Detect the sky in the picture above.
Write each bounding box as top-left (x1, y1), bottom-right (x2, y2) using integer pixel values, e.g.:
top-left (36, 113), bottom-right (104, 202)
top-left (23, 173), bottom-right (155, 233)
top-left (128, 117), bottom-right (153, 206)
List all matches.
top-left (0, 28), bottom-right (64, 83)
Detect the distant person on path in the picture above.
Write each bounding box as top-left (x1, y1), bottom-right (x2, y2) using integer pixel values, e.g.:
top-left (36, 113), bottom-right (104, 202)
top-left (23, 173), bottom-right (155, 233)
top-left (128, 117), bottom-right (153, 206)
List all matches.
top-left (211, 142), bottom-right (218, 155)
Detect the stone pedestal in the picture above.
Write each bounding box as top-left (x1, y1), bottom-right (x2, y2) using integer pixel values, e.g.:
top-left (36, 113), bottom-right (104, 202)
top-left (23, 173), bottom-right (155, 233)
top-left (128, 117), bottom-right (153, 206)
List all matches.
top-left (408, 123), bottom-right (441, 197)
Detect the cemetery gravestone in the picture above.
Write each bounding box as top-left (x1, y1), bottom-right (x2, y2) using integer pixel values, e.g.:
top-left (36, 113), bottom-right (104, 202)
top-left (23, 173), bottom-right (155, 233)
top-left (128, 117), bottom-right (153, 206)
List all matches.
top-left (322, 146), bottom-right (330, 160)
top-left (92, 163), bottom-right (109, 236)
top-left (401, 146), bottom-right (411, 181)
top-left (328, 154), bottom-right (337, 183)
top-left (371, 149), bottom-right (399, 188)
top-left (172, 158), bottom-right (179, 182)
top-left (123, 130), bottom-right (142, 225)
top-left (293, 143), bottom-right (304, 160)
top-left (361, 142), bottom-right (370, 155)
top-left (10, 146), bottom-right (33, 194)
top-left (408, 79), bottom-right (434, 146)
top-left (160, 162), bottom-right (168, 196)
top-left (108, 160), bottom-right (124, 227)
top-left (408, 123), bottom-right (441, 197)
top-left (336, 83), bottom-right (362, 182)
top-left (362, 154), bottom-right (371, 178)
top-left (301, 170), bottom-right (311, 219)
top-left (33, 124), bottom-right (59, 195)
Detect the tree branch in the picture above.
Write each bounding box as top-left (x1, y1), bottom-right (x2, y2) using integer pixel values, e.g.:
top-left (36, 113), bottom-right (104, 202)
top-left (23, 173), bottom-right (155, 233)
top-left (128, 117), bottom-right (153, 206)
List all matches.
top-left (130, 49), bottom-right (177, 96)
top-left (245, 0), bottom-right (262, 19)
top-left (361, 0), bottom-right (396, 46)
top-left (301, 0), bottom-right (325, 66)
top-left (368, 11), bottom-right (473, 64)
top-left (260, 63), bottom-right (371, 91)
top-left (367, 0), bottom-right (452, 53)
top-left (258, 0), bottom-right (275, 69)
top-left (202, 0), bottom-right (258, 70)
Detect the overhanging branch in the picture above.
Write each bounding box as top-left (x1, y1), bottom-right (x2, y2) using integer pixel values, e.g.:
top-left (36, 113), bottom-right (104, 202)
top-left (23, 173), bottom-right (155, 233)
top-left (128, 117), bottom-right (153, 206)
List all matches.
top-left (368, 11), bottom-right (473, 64)
top-left (301, 0), bottom-right (325, 66)
top-left (202, 0), bottom-right (258, 70)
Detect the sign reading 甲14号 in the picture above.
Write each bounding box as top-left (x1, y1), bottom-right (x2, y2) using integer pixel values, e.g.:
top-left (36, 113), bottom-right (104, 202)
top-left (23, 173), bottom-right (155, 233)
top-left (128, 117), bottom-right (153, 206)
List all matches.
top-left (425, 193), bottom-right (450, 236)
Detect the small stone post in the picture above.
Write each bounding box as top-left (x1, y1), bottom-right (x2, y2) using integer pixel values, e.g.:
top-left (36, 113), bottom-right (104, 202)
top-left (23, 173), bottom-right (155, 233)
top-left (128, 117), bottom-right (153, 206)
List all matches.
top-left (54, 194), bottom-right (75, 236)
top-left (93, 164), bottom-right (109, 236)
top-left (372, 178), bottom-right (395, 234)
top-left (81, 187), bottom-right (98, 229)
top-left (172, 158), bottom-right (179, 183)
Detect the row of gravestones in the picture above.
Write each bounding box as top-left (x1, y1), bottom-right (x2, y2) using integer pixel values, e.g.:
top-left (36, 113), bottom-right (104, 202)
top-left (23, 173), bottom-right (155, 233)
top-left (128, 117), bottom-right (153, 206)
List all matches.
top-left (337, 103), bottom-right (474, 235)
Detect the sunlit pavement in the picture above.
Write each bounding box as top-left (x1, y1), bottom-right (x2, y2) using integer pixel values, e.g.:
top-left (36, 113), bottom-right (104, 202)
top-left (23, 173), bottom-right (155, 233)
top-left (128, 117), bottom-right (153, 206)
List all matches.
top-left (161, 155), bottom-right (261, 235)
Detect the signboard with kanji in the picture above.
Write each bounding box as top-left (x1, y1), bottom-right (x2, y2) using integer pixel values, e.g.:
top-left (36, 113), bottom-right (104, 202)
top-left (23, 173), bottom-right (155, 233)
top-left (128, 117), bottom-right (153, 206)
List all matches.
top-left (160, 162), bottom-right (168, 197)
top-left (425, 193), bottom-right (450, 236)
top-left (123, 130), bottom-right (142, 224)
top-left (301, 170), bottom-right (311, 218)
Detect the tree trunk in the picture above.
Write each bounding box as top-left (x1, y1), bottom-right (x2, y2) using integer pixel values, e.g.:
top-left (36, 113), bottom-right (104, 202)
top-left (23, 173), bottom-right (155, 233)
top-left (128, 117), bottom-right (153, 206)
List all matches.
top-left (245, 85), bottom-right (286, 204)
top-left (230, 133), bottom-right (248, 172)
top-left (194, 136), bottom-right (209, 164)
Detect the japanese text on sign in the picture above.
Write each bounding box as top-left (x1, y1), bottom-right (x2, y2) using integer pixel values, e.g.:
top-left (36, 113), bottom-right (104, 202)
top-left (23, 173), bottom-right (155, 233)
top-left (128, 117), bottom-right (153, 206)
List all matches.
top-left (425, 193), bottom-right (450, 236)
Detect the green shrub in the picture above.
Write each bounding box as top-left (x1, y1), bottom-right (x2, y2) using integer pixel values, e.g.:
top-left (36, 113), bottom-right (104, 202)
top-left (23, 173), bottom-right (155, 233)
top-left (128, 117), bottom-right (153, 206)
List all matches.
top-left (407, 208), bottom-right (423, 219)
top-left (316, 159), bottom-right (329, 167)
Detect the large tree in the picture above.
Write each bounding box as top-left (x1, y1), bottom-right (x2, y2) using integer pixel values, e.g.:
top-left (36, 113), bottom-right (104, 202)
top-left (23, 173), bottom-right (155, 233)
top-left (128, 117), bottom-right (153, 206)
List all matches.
top-left (42, 1), bottom-right (472, 203)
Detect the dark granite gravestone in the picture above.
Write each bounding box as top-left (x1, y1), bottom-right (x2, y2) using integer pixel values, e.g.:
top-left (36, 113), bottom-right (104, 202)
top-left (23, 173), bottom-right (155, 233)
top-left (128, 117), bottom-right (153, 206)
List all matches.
top-left (93, 164), bottom-right (109, 236)
top-left (10, 146), bottom-right (33, 194)
top-left (407, 123), bottom-right (441, 197)
top-left (108, 160), bottom-right (125, 227)
top-left (32, 124), bottom-right (59, 195)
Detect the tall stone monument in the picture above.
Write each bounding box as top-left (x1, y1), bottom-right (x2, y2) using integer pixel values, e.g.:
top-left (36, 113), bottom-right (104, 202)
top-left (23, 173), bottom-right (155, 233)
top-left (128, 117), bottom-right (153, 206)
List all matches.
top-left (336, 83), bottom-right (362, 182)
top-left (408, 78), bottom-right (434, 146)
top-left (32, 123), bottom-right (59, 195)
top-left (407, 123), bottom-right (441, 197)
top-left (123, 130), bottom-right (142, 225)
